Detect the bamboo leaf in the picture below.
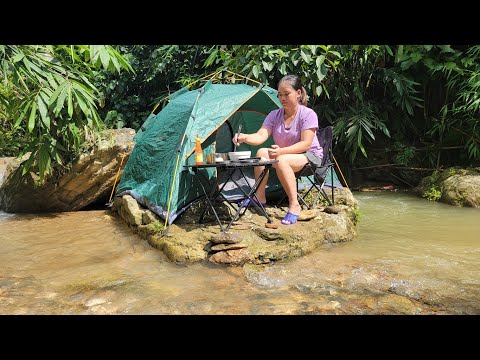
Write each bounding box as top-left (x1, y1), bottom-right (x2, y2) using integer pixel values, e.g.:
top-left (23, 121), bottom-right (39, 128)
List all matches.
top-left (46, 74), bottom-right (57, 89)
top-left (204, 49), bottom-right (218, 67)
top-left (358, 128), bottom-right (367, 157)
top-left (54, 150), bottom-right (63, 165)
top-left (395, 45), bottom-right (404, 63)
top-left (73, 90), bottom-right (89, 116)
top-left (109, 47), bottom-right (133, 72)
top-left (37, 95), bottom-right (50, 130)
top-left (22, 154), bottom-right (35, 176)
top-left (68, 85), bottom-right (73, 118)
top-left (359, 142), bottom-right (367, 157)
top-left (12, 52), bottom-right (24, 63)
top-left (38, 144), bottom-right (51, 182)
top-left (361, 120), bottom-right (375, 140)
top-left (109, 53), bottom-right (121, 73)
top-left (28, 101), bottom-right (37, 133)
top-left (55, 86), bottom-right (68, 115)
top-left (14, 101), bottom-right (32, 128)
top-left (99, 48), bottom-right (110, 69)
top-left (49, 81), bottom-right (66, 107)
top-left (73, 84), bottom-right (97, 107)
top-left (22, 57), bottom-right (32, 72)
top-left (54, 140), bottom-right (67, 152)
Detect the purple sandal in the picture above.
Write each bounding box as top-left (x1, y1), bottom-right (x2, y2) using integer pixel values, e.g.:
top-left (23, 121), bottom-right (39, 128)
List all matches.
top-left (239, 198), bottom-right (267, 208)
top-left (281, 211), bottom-right (300, 225)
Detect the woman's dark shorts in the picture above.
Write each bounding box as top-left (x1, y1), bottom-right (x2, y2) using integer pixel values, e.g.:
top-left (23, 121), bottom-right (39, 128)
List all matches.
top-left (304, 150), bottom-right (326, 180)
top-left (305, 150), bottom-right (323, 168)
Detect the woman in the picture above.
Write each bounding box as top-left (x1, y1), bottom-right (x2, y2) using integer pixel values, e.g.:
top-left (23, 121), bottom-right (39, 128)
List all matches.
top-left (232, 74), bottom-right (323, 225)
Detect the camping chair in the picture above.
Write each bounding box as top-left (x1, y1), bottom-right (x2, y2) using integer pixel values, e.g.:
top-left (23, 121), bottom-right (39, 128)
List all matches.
top-left (278, 126), bottom-right (335, 208)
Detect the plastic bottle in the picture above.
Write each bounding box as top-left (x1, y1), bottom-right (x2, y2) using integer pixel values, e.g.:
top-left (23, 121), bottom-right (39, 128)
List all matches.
top-left (195, 134), bottom-right (204, 165)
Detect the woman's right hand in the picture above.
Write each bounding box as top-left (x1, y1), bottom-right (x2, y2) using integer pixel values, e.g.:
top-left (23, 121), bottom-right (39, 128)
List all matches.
top-left (232, 133), bottom-right (247, 146)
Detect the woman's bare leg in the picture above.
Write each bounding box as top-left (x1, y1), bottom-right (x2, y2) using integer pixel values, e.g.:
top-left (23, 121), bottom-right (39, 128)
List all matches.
top-left (273, 154), bottom-right (308, 216)
top-left (253, 148), bottom-right (271, 203)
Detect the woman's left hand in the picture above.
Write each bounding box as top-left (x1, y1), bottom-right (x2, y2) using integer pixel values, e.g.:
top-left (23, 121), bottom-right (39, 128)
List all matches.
top-left (267, 144), bottom-right (282, 157)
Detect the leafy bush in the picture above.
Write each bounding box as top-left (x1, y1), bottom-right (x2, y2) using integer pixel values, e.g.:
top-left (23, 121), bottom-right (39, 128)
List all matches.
top-left (422, 185), bottom-right (442, 201)
top-left (0, 128), bottom-right (27, 156)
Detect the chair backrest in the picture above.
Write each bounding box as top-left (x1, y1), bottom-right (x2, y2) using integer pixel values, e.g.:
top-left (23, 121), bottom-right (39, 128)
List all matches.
top-left (316, 126), bottom-right (333, 166)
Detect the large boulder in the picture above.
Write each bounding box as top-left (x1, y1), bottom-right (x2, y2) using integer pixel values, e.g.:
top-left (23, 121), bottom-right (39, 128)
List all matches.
top-left (0, 128), bottom-right (135, 213)
top-left (414, 167), bottom-right (480, 207)
top-left (111, 186), bottom-right (359, 265)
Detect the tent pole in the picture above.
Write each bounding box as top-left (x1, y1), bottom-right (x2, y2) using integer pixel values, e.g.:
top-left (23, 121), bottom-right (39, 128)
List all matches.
top-left (163, 133), bottom-right (186, 233)
top-left (225, 69), bottom-right (262, 85)
top-left (152, 70), bottom-right (223, 116)
top-left (184, 69), bottom-right (223, 89)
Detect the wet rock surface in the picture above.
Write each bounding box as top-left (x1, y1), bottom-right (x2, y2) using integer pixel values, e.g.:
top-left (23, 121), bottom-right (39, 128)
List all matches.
top-left (112, 186), bottom-right (359, 266)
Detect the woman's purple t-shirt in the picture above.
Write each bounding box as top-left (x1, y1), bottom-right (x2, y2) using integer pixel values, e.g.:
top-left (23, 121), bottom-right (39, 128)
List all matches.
top-left (262, 105), bottom-right (323, 158)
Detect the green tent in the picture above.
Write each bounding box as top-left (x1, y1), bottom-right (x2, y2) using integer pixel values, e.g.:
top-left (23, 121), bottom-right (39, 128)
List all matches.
top-left (116, 81), bottom-right (341, 229)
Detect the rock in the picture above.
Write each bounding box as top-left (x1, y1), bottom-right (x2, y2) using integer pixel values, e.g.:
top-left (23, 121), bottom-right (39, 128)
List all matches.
top-left (209, 248), bottom-right (251, 266)
top-left (210, 241), bottom-right (248, 252)
top-left (210, 231), bottom-right (243, 244)
top-left (0, 128), bottom-right (136, 213)
top-left (414, 167), bottom-right (480, 208)
top-left (142, 209), bottom-right (158, 225)
top-left (254, 227), bottom-right (284, 241)
top-left (265, 222), bottom-right (279, 229)
top-left (121, 195), bottom-right (143, 226)
top-left (298, 209), bottom-right (319, 221)
top-left (111, 187), bottom-right (359, 265)
top-left (324, 205), bottom-right (343, 214)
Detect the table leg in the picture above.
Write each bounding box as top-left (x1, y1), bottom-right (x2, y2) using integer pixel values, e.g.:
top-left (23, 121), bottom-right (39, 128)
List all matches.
top-left (192, 168), bottom-right (226, 231)
top-left (225, 166), bottom-right (273, 231)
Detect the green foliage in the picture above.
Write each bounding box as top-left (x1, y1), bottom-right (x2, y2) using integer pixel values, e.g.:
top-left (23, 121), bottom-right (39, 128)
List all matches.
top-left (149, 220), bottom-right (163, 233)
top-left (352, 207), bottom-right (362, 224)
top-left (0, 45), bottom-right (132, 182)
top-left (430, 170), bottom-right (441, 182)
top-left (443, 45), bottom-right (480, 162)
top-left (422, 170), bottom-right (442, 201)
top-left (0, 82), bottom-right (28, 156)
top-left (92, 44), bottom-right (480, 173)
top-left (333, 102), bottom-right (391, 162)
top-left (0, 127), bottom-right (26, 156)
top-left (96, 45), bottom-right (214, 130)
top-left (447, 168), bottom-right (457, 177)
top-left (392, 142), bottom-right (416, 166)
top-left (201, 45), bottom-right (341, 106)
top-left (321, 45), bottom-right (424, 162)
top-left (423, 185), bottom-right (442, 201)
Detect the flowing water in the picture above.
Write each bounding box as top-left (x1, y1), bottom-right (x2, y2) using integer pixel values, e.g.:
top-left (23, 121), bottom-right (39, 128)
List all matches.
top-left (0, 191), bottom-right (479, 315)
